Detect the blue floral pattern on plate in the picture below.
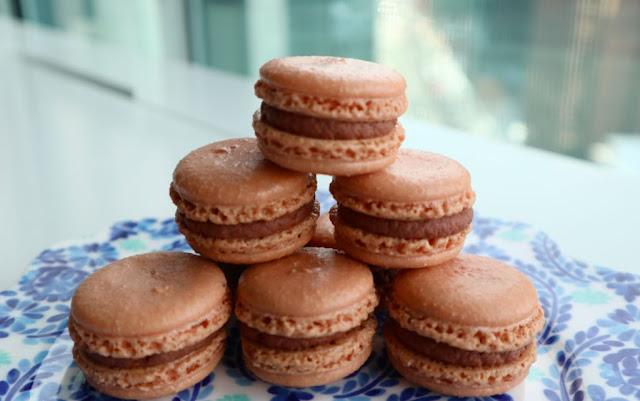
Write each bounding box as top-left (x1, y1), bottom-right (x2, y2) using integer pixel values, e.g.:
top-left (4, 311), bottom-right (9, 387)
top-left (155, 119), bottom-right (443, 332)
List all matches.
top-left (0, 190), bottom-right (638, 401)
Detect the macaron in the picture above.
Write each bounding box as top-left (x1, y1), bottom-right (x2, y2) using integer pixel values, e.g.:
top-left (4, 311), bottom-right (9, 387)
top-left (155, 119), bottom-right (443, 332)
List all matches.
top-left (306, 212), bottom-right (337, 249)
top-left (236, 247), bottom-right (379, 387)
top-left (68, 252), bottom-right (232, 399)
top-left (384, 255), bottom-right (545, 397)
top-left (330, 149), bottom-right (475, 268)
top-left (170, 137), bottom-right (319, 264)
top-left (253, 56), bottom-right (407, 176)
top-left (369, 266), bottom-right (400, 311)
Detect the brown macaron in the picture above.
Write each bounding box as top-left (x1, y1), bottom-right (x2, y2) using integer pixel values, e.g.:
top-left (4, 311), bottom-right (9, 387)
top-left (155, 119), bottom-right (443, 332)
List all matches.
top-left (253, 56), bottom-right (407, 176)
top-left (170, 138), bottom-right (319, 264)
top-left (236, 248), bottom-right (379, 387)
top-left (330, 149), bottom-right (475, 268)
top-left (370, 266), bottom-right (400, 311)
top-left (68, 252), bottom-right (232, 399)
top-left (384, 255), bottom-right (545, 397)
top-left (306, 212), bottom-right (337, 249)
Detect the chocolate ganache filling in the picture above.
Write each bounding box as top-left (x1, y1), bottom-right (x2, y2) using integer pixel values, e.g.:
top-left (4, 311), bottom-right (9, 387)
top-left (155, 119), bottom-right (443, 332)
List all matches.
top-left (337, 206), bottom-right (473, 239)
top-left (239, 315), bottom-right (376, 351)
top-left (384, 319), bottom-right (531, 367)
top-left (177, 200), bottom-right (317, 240)
top-left (81, 329), bottom-right (224, 369)
top-left (260, 103), bottom-right (396, 140)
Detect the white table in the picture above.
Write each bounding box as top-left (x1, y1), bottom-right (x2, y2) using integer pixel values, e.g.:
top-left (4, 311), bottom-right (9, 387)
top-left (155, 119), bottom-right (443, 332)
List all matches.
top-left (1, 17), bottom-right (639, 291)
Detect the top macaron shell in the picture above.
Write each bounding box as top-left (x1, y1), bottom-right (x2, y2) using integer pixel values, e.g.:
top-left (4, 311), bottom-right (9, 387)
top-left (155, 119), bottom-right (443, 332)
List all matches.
top-left (259, 56), bottom-right (407, 100)
top-left (238, 248), bottom-right (373, 318)
top-left (330, 149), bottom-right (472, 205)
top-left (236, 247), bottom-right (378, 337)
top-left (390, 254), bottom-right (545, 352)
top-left (71, 252), bottom-right (229, 338)
top-left (172, 138), bottom-right (312, 208)
top-left (393, 254), bottom-right (540, 328)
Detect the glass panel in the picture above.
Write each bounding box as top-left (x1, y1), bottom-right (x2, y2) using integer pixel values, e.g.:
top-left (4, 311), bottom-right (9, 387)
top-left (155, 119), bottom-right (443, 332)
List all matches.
top-left (193, 0), bottom-right (248, 75)
top-left (191, 0), bottom-right (640, 170)
top-left (9, 0), bottom-right (640, 172)
top-left (288, 0), bottom-right (374, 61)
top-left (19, 0), bottom-right (184, 59)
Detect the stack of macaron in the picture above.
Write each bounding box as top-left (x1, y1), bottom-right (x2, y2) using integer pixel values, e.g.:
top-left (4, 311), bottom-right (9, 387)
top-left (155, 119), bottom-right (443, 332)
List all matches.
top-left (69, 55), bottom-right (543, 399)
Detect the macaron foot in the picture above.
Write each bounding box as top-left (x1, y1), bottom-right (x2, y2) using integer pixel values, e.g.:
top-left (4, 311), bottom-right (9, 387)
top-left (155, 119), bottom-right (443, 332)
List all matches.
top-left (78, 343), bottom-right (225, 400)
top-left (245, 343), bottom-right (372, 388)
top-left (386, 341), bottom-right (531, 397)
top-left (179, 202), bottom-right (318, 264)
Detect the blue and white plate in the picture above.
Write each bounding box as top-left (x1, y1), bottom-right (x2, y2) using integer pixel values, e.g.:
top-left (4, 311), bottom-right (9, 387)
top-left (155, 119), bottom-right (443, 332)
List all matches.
top-left (0, 190), bottom-right (639, 401)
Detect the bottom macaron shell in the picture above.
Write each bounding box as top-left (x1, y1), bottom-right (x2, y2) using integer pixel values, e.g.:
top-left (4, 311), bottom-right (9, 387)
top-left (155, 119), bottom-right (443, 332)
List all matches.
top-left (254, 117), bottom-right (404, 176)
top-left (385, 330), bottom-right (536, 397)
top-left (387, 349), bottom-right (529, 397)
top-left (257, 140), bottom-right (398, 177)
top-left (333, 226), bottom-right (468, 269)
top-left (178, 203), bottom-right (318, 264)
top-left (245, 343), bottom-right (373, 388)
top-left (74, 332), bottom-right (226, 400)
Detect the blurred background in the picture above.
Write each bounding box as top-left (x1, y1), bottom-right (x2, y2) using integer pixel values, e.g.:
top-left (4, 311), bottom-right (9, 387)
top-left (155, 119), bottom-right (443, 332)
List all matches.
top-left (1, 0), bottom-right (638, 172)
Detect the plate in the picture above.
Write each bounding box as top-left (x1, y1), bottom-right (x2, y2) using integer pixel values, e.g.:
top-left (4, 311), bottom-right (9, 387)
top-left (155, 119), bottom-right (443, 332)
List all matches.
top-left (0, 190), bottom-right (638, 401)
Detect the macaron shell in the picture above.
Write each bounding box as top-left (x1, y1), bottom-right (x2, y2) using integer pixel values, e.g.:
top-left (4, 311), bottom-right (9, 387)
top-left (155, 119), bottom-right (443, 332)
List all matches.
top-left (178, 203), bottom-right (318, 264)
top-left (335, 230), bottom-right (466, 269)
top-left (242, 317), bottom-right (375, 378)
top-left (390, 299), bottom-right (544, 353)
top-left (394, 255), bottom-right (540, 327)
top-left (259, 56), bottom-right (406, 99)
top-left (71, 252), bottom-right (228, 337)
top-left (171, 138), bottom-right (312, 207)
top-left (253, 115), bottom-right (404, 176)
top-left (331, 186), bottom-right (475, 221)
top-left (330, 149), bottom-right (472, 205)
top-left (257, 141), bottom-right (400, 177)
top-left (68, 299), bottom-right (231, 358)
top-left (238, 248), bottom-right (373, 318)
top-left (397, 371), bottom-right (528, 399)
top-left (74, 330), bottom-right (225, 400)
top-left (385, 329), bottom-right (534, 397)
top-left (332, 213), bottom-right (470, 269)
top-left (170, 177), bottom-right (316, 224)
top-left (246, 343), bottom-right (372, 388)
top-left (236, 248), bottom-right (378, 337)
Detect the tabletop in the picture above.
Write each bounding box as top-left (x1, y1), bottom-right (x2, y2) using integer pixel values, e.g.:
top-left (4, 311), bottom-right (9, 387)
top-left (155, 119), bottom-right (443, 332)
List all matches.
top-left (1, 16), bottom-right (639, 291)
